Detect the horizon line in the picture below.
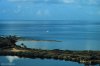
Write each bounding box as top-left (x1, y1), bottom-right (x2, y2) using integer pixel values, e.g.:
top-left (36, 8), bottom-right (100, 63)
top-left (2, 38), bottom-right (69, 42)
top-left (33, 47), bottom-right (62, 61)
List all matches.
top-left (0, 20), bottom-right (98, 21)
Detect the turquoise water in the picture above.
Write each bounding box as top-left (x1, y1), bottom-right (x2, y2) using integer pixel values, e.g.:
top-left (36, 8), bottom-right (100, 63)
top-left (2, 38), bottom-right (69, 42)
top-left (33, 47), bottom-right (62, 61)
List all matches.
top-left (0, 20), bottom-right (100, 66)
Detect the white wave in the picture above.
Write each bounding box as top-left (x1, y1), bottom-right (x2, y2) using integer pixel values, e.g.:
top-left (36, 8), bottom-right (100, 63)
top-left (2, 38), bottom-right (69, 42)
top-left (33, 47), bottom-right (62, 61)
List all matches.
top-left (6, 56), bottom-right (19, 63)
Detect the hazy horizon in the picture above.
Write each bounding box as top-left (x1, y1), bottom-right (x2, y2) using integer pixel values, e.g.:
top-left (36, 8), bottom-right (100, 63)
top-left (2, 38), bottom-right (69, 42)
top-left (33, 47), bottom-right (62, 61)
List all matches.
top-left (0, 0), bottom-right (100, 21)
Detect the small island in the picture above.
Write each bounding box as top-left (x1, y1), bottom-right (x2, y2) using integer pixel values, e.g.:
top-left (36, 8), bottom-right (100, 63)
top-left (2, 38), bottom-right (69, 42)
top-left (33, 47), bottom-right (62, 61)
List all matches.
top-left (0, 35), bottom-right (100, 66)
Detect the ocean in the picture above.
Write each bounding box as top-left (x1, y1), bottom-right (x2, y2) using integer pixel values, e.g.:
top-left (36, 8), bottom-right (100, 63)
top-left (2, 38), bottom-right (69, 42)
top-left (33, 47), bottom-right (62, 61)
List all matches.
top-left (0, 20), bottom-right (100, 66)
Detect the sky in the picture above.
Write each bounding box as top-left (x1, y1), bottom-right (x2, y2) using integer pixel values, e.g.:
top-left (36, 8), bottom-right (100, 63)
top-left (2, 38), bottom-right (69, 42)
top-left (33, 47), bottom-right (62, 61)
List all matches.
top-left (0, 0), bottom-right (100, 21)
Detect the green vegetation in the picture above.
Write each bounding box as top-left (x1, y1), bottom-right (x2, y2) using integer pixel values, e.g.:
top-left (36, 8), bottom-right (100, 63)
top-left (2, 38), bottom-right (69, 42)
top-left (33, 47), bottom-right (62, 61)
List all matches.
top-left (0, 35), bottom-right (100, 65)
top-left (0, 47), bottom-right (100, 65)
top-left (0, 35), bottom-right (18, 48)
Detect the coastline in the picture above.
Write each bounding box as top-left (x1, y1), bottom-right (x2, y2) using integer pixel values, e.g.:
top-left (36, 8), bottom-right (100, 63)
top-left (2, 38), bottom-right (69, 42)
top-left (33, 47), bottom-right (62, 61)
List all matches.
top-left (0, 46), bottom-right (100, 65)
top-left (0, 35), bottom-right (100, 65)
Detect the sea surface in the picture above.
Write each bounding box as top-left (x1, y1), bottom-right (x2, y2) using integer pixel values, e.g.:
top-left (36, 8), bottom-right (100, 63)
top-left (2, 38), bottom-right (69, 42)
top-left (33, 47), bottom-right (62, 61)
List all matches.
top-left (0, 20), bottom-right (100, 66)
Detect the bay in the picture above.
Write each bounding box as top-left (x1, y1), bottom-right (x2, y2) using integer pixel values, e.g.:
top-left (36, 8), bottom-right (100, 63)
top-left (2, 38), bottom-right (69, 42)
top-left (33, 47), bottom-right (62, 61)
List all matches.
top-left (0, 20), bottom-right (100, 66)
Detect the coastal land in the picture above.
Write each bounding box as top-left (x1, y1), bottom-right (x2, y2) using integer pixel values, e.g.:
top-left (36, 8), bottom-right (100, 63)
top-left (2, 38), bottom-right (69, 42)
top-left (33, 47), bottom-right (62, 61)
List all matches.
top-left (0, 35), bottom-right (100, 66)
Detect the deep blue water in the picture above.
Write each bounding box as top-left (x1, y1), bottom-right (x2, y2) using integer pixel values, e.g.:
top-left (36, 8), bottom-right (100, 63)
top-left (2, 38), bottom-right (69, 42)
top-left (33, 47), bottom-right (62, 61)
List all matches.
top-left (0, 20), bottom-right (100, 66)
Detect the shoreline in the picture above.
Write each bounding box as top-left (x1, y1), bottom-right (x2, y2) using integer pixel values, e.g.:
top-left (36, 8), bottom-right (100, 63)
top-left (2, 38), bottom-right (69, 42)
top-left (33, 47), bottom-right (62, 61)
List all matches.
top-left (0, 46), bottom-right (100, 65)
top-left (0, 35), bottom-right (100, 65)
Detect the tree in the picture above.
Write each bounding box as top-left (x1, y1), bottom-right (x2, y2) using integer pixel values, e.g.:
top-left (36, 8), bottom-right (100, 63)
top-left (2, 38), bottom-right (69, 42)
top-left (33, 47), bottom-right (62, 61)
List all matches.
top-left (0, 35), bottom-right (18, 48)
top-left (21, 43), bottom-right (27, 48)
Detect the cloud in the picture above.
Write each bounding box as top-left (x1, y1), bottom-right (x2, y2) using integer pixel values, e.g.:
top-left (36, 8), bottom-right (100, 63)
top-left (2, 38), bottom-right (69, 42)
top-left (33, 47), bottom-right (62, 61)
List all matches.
top-left (14, 6), bottom-right (21, 14)
top-left (1, 10), bottom-right (7, 13)
top-left (36, 9), bottom-right (50, 16)
top-left (37, 10), bottom-right (42, 16)
top-left (8, 0), bottom-right (28, 2)
top-left (62, 0), bottom-right (75, 4)
top-left (7, 0), bottom-right (75, 4)
top-left (87, 10), bottom-right (100, 16)
top-left (14, 9), bottom-right (21, 14)
top-left (88, 0), bottom-right (98, 4)
top-left (44, 0), bottom-right (49, 2)
top-left (98, 11), bottom-right (100, 15)
top-left (96, 11), bottom-right (100, 15)
top-left (84, 0), bottom-right (100, 6)
top-left (6, 0), bottom-right (100, 6)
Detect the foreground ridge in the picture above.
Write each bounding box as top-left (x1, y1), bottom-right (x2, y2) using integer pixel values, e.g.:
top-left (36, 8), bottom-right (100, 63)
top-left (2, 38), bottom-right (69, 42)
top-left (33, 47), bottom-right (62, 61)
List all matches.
top-left (0, 46), bottom-right (100, 65)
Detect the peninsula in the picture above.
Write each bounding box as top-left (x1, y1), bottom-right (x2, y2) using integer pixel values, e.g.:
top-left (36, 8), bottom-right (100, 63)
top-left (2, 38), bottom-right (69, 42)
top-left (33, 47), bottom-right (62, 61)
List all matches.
top-left (0, 35), bottom-right (100, 66)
